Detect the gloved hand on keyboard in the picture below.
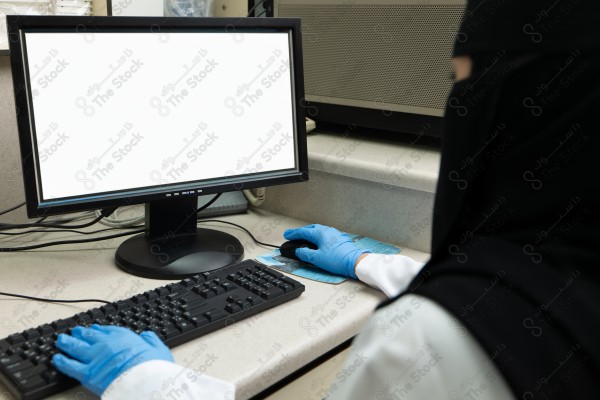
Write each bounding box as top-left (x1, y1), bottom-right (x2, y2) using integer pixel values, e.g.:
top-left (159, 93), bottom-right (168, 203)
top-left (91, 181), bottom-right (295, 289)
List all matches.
top-left (52, 324), bottom-right (173, 396)
top-left (283, 224), bottom-right (369, 279)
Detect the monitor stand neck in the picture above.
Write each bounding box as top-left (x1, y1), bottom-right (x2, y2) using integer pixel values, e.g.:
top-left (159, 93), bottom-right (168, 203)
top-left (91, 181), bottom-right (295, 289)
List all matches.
top-left (115, 196), bottom-right (244, 279)
top-left (145, 196), bottom-right (199, 239)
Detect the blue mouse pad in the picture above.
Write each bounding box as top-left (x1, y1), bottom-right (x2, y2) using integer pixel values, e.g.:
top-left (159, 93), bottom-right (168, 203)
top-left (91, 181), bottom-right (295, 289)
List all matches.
top-left (256, 234), bottom-right (401, 284)
top-left (257, 249), bottom-right (347, 284)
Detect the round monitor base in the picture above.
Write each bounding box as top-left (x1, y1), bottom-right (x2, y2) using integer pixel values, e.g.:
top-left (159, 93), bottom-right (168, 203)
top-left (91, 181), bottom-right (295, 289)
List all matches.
top-left (115, 228), bottom-right (244, 279)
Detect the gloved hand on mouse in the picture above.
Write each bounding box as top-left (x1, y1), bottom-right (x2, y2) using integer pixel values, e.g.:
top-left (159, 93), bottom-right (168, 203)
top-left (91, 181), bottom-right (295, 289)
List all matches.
top-left (283, 224), bottom-right (369, 279)
top-left (53, 324), bottom-right (173, 396)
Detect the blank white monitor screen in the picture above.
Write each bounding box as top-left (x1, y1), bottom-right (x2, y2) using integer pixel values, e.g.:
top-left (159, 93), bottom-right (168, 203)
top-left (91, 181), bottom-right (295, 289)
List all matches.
top-left (24, 30), bottom-right (297, 203)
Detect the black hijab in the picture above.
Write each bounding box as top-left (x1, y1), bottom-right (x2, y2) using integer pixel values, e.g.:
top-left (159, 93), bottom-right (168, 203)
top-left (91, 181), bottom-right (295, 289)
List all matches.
top-left (453, 0), bottom-right (600, 55)
top-left (385, 1), bottom-right (600, 398)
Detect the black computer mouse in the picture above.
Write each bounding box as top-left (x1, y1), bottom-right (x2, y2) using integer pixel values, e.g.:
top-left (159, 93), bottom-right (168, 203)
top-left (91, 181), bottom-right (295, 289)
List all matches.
top-left (279, 239), bottom-right (318, 261)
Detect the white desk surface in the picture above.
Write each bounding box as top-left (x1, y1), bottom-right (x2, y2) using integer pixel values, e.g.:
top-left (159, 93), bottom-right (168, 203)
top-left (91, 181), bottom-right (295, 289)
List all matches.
top-left (0, 209), bottom-right (429, 399)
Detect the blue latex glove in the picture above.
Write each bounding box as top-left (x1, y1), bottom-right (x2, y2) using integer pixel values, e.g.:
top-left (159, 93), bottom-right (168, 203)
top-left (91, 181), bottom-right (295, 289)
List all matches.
top-left (52, 324), bottom-right (173, 396)
top-left (283, 224), bottom-right (368, 279)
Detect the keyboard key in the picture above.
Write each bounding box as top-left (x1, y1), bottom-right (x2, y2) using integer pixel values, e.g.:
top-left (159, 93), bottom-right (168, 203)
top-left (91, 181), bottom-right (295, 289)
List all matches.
top-left (181, 300), bottom-right (207, 312)
top-left (279, 284), bottom-right (294, 292)
top-left (145, 291), bottom-right (159, 300)
top-left (225, 303), bottom-right (242, 313)
top-left (132, 295), bottom-right (146, 304)
top-left (246, 296), bottom-right (262, 306)
top-left (0, 354), bottom-right (23, 366)
top-left (86, 309), bottom-right (104, 320)
top-left (188, 315), bottom-right (209, 327)
top-left (167, 292), bottom-right (186, 301)
top-left (42, 369), bottom-right (59, 383)
top-left (23, 329), bottom-right (40, 340)
top-left (114, 300), bottom-right (135, 310)
top-left (212, 286), bottom-right (226, 295)
top-left (221, 282), bottom-right (235, 291)
top-left (168, 283), bottom-right (184, 293)
top-left (101, 304), bottom-right (117, 314)
top-left (7, 334), bottom-right (25, 345)
top-left (37, 325), bottom-right (54, 337)
top-left (280, 277), bottom-right (297, 288)
top-left (226, 295), bottom-right (240, 303)
top-left (199, 289), bottom-right (215, 299)
top-left (175, 321), bottom-right (194, 333)
top-left (260, 287), bottom-right (285, 300)
top-left (5, 359), bottom-right (35, 374)
top-left (16, 374), bottom-right (47, 391)
top-left (161, 327), bottom-right (180, 339)
top-left (203, 309), bottom-right (227, 322)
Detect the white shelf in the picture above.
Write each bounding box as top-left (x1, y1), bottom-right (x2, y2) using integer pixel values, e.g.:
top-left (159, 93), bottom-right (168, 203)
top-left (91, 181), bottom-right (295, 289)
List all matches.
top-left (306, 130), bottom-right (440, 193)
top-left (263, 129), bottom-right (441, 253)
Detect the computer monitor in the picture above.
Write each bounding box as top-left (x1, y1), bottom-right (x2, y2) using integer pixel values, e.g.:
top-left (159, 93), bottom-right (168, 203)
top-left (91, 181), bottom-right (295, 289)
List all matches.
top-left (8, 15), bottom-right (308, 279)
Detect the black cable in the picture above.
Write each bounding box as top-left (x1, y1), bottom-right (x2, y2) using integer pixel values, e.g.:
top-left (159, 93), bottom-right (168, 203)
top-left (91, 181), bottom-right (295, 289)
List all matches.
top-left (247, 0), bottom-right (266, 17)
top-left (0, 214), bottom-right (104, 231)
top-left (0, 215), bottom-right (46, 232)
top-left (0, 197), bottom-right (220, 249)
top-left (197, 193), bottom-right (222, 213)
top-left (198, 219), bottom-right (279, 248)
top-left (0, 207), bottom-right (116, 231)
top-left (255, 9), bottom-right (267, 18)
top-left (0, 291), bottom-right (111, 304)
top-left (0, 202), bottom-right (25, 217)
top-left (43, 212), bottom-right (96, 224)
top-left (0, 225), bottom-right (142, 237)
top-left (0, 228), bottom-right (143, 252)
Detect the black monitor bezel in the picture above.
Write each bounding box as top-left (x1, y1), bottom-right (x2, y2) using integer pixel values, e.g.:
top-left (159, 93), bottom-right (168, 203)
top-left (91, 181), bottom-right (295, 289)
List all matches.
top-left (8, 15), bottom-right (308, 218)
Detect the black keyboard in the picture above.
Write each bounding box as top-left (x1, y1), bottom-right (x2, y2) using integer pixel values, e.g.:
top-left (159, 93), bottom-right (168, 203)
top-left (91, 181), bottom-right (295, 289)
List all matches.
top-left (0, 259), bottom-right (305, 400)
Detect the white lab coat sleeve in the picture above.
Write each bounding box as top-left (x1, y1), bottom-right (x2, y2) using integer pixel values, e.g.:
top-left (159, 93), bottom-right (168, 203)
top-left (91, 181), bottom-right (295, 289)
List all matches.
top-left (355, 253), bottom-right (426, 298)
top-left (102, 360), bottom-right (234, 400)
top-left (326, 294), bottom-right (515, 400)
